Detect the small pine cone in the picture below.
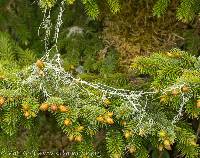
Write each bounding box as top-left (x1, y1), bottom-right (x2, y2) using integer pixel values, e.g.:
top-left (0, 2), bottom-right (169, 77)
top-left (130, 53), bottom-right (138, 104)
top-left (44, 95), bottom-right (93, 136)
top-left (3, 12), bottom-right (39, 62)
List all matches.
top-left (196, 100), bottom-right (200, 108)
top-left (59, 105), bottom-right (70, 113)
top-left (50, 104), bottom-right (58, 112)
top-left (0, 96), bottom-right (5, 106)
top-left (64, 118), bottom-right (72, 126)
top-left (36, 60), bottom-right (45, 69)
top-left (40, 103), bottom-right (49, 111)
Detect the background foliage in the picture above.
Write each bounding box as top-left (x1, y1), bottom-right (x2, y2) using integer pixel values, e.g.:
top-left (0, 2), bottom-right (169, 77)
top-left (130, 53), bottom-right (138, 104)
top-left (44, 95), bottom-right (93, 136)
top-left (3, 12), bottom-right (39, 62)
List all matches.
top-left (0, 0), bottom-right (200, 158)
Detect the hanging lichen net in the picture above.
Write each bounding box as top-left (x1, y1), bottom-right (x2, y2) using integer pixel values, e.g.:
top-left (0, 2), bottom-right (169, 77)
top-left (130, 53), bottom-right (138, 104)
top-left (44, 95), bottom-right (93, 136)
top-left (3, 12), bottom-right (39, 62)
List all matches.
top-left (0, 0), bottom-right (194, 146)
top-left (24, 0), bottom-right (158, 134)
